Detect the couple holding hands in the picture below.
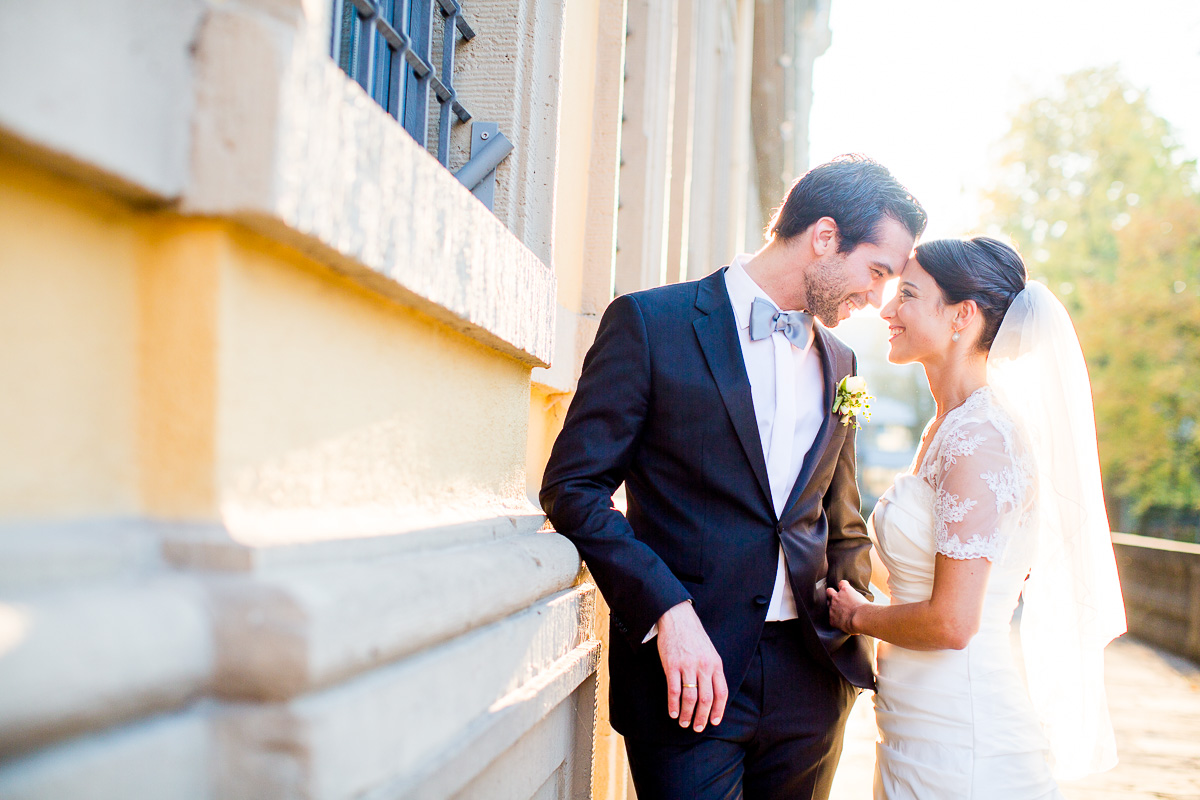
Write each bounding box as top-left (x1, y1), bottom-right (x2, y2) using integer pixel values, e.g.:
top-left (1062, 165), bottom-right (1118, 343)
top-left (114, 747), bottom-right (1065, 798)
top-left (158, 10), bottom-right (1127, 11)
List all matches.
top-left (541, 156), bottom-right (1126, 799)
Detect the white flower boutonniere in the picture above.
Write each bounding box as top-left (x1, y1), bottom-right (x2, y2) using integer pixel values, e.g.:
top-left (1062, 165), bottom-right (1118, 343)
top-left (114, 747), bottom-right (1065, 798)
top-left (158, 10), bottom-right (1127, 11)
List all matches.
top-left (832, 375), bottom-right (872, 430)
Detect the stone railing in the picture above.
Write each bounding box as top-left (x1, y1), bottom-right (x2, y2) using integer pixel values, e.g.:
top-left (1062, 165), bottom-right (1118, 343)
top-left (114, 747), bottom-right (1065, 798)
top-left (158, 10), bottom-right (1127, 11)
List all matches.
top-left (1112, 532), bottom-right (1200, 663)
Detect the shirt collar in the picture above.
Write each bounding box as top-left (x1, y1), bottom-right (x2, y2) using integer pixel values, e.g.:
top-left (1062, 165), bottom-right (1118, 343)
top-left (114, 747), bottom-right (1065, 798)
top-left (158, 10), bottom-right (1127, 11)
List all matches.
top-left (725, 254), bottom-right (775, 331)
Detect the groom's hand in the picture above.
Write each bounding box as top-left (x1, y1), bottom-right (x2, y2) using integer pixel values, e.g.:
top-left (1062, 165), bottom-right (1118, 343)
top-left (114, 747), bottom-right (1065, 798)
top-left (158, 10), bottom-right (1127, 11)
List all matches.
top-left (656, 601), bottom-right (728, 732)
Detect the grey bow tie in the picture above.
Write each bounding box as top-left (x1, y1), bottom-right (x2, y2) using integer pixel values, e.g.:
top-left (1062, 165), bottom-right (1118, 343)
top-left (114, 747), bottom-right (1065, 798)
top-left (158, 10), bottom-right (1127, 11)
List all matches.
top-left (749, 296), bottom-right (814, 349)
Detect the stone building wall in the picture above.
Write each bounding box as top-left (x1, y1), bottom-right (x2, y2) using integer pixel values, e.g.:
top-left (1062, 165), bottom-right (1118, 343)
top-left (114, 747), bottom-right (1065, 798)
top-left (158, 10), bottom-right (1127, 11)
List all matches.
top-left (0, 1), bottom-right (831, 797)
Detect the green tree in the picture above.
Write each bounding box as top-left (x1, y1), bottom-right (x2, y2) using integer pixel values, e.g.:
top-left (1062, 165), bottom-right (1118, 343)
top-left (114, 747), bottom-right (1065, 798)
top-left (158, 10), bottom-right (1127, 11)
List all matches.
top-left (983, 67), bottom-right (1200, 535)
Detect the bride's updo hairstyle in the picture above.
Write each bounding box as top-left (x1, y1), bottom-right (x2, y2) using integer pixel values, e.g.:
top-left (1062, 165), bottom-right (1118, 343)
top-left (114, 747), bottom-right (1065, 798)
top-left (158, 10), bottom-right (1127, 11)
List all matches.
top-left (912, 236), bottom-right (1028, 353)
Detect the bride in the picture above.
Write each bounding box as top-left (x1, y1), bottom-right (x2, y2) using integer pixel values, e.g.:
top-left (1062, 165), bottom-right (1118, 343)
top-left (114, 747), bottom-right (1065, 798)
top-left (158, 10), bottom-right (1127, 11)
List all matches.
top-left (826, 237), bottom-right (1127, 799)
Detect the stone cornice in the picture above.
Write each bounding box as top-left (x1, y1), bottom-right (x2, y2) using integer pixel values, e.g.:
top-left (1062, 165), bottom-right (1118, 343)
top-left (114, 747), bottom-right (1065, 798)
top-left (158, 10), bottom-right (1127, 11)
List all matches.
top-left (184, 4), bottom-right (556, 367)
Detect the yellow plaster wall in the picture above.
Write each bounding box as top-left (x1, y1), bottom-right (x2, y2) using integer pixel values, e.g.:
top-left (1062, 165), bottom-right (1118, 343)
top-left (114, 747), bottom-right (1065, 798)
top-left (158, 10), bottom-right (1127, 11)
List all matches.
top-left (138, 221), bottom-right (222, 518)
top-left (212, 228), bottom-right (536, 543)
top-left (526, 383), bottom-right (569, 507)
top-left (0, 156), bottom-right (141, 518)
top-left (0, 151), bottom-right (536, 536)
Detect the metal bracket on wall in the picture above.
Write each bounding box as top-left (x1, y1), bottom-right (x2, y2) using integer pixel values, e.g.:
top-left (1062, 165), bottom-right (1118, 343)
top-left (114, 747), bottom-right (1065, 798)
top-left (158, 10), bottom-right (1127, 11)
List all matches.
top-left (454, 122), bottom-right (513, 210)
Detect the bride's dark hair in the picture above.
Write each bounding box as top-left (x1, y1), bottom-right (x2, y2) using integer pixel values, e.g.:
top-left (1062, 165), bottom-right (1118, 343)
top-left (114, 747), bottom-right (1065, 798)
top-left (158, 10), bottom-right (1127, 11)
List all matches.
top-left (912, 236), bottom-right (1028, 353)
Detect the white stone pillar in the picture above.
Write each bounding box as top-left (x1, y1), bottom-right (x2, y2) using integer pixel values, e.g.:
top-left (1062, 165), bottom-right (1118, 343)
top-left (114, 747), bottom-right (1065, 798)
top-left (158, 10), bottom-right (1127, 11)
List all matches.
top-left (614, 0), bottom-right (680, 295)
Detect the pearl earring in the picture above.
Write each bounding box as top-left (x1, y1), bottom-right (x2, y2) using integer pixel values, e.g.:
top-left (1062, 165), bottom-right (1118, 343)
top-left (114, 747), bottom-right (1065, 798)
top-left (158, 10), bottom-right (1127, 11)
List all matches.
top-left (951, 331), bottom-right (960, 342)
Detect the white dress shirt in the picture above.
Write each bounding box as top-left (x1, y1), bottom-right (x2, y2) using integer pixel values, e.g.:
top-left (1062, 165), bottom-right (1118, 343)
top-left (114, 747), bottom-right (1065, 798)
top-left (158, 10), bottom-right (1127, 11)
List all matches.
top-left (724, 254), bottom-right (825, 620)
top-left (645, 255), bottom-right (826, 641)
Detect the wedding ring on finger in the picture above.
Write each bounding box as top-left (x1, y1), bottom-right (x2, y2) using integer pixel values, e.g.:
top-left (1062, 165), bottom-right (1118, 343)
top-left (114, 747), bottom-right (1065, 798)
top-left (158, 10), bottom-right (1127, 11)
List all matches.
top-left (682, 683), bottom-right (698, 689)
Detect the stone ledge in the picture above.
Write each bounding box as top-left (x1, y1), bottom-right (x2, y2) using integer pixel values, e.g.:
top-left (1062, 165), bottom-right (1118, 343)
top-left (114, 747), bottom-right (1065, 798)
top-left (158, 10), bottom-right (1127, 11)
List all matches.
top-left (0, 594), bottom-right (600, 800)
top-left (0, 0), bottom-right (205, 203)
top-left (0, 705), bottom-right (211, 800)
top-left (0, 519), bottom-right (164, 593)
top-left (0, 515), bottom-right (577, 754)
top-left (448, 690), bottom-right (590, 800)
top-left (1112, 531), bottom-right (1200, 554)
top-left (207, 531), bottom-right (582, 700)
top-left (0, 577), bottom-right (213, 756)
top-left (161, 512), bottom-right (548, 572)
top-left (397, 640), bottom-right (601, 800)
top-left (184, 4), bottom-right (556, 368)
top-left (0, 513), bottom-right (548, 588)
top-left (214, 583), bottom-right (598, 799)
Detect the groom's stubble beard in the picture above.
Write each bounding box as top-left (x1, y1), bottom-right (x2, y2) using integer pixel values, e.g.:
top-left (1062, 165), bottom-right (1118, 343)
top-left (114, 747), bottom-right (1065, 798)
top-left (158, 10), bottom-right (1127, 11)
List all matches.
top-left (803, 253), bottom-right (853, 327)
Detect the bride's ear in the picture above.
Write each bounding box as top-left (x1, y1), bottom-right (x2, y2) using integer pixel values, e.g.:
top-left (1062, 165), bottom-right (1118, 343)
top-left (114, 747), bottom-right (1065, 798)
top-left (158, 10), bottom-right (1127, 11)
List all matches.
top-left (952, 299), bottom-right (980, 338)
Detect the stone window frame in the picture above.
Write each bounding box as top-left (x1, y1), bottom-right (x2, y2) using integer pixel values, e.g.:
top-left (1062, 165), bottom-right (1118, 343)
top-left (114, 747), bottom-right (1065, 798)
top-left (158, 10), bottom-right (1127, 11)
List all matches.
top-left (184, 0), bottom-right (561, 369)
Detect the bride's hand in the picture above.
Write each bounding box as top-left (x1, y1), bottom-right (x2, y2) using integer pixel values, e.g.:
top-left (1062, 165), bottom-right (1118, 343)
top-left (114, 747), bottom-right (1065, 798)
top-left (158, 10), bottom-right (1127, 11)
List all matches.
top-left (826, 579), bottom-right (868, 633)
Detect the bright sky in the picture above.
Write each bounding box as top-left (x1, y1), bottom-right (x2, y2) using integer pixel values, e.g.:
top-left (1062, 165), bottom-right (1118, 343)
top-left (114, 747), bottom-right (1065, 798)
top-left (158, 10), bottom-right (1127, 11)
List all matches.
top-left (810, 0), bottom-right (1200, 240)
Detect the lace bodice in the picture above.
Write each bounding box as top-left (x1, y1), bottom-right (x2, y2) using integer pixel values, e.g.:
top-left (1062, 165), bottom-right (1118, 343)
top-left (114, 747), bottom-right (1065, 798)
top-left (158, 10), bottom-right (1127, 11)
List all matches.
top-left (914, 388), bottom-right (1035, 562)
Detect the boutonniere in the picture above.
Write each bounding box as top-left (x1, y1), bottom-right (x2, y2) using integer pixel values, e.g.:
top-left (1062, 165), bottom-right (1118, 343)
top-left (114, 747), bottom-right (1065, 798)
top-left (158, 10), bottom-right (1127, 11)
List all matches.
top-left (832, 375), bottom-right (871, 430)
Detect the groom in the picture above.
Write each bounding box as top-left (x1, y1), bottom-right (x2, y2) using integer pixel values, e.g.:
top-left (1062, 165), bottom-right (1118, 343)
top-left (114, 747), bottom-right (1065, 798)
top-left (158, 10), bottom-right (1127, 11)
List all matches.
top-left (541, 155), bottom-right (925, 799)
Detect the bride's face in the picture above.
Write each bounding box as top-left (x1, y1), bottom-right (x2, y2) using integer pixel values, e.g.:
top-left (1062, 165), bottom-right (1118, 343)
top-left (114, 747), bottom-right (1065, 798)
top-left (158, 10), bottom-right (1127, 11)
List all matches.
top-left (880, 256), bottom-right (956, 365)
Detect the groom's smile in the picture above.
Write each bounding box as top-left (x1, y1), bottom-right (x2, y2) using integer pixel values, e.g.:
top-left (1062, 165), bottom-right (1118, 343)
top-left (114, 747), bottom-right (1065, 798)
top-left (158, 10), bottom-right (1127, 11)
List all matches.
top-left (815, 216), bottom-right (916, 327)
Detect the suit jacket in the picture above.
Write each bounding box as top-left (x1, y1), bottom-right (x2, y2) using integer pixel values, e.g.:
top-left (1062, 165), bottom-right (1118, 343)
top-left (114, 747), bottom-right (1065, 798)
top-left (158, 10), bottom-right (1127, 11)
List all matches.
top-left (540, 268), bottom-right (874, 742)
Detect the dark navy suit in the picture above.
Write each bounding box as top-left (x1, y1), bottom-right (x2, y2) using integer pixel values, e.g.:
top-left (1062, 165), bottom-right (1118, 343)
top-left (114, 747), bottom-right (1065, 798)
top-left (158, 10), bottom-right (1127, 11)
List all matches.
top-left (541, 269), bottom-right (874, 799)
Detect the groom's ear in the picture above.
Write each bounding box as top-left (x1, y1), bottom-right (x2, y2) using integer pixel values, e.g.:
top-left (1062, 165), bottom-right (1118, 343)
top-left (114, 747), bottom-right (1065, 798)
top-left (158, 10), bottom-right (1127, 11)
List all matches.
top-left (810, 217), bottom-right (840, 256)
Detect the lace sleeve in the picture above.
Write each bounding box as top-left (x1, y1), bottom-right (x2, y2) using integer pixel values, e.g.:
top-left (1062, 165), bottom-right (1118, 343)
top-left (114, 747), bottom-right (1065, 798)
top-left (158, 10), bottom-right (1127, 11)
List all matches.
top-left (932, 417), bottom-right (1030, 561)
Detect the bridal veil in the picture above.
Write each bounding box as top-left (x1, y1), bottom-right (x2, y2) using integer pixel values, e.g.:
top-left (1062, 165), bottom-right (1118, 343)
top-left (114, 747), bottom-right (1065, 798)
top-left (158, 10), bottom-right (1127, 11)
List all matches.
top-left (987, 280), bottom-right (1127, 779)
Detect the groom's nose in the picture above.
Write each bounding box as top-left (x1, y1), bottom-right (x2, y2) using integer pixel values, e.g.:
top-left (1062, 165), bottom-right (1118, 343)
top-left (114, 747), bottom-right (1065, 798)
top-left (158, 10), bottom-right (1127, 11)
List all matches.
top-left (881, 294), bottom-right (899, 319)
top-left (866, 272), bottom-right (895, 308)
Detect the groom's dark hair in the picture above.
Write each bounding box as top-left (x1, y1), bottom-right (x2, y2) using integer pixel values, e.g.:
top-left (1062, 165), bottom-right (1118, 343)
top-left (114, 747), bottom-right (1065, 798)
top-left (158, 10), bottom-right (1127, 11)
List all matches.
top-left (768, 154), bottom-right (927, 252)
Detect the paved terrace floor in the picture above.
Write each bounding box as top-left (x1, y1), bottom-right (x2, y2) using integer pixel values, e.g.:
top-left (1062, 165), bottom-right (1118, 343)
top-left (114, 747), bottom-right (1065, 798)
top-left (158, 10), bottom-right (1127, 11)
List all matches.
top-left (829, 636), bottom-right (1200, 799)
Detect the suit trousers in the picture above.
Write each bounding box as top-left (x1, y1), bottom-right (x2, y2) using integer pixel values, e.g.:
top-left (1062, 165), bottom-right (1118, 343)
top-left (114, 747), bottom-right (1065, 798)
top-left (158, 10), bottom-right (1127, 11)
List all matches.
top-left (624, 621), bottom-right (859, 800)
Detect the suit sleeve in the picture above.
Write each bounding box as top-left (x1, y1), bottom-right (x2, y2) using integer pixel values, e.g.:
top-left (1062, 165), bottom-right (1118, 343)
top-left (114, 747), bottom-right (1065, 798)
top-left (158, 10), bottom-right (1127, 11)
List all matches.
top-left (823, 356), bottom-right (874, 601)
top-left (540, 294), bottom-right (692, 647)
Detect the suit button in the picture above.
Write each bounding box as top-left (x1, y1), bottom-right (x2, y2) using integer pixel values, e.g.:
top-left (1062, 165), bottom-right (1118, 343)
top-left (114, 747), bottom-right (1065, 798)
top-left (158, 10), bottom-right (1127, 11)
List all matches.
top-left (776, 524), bottom-right (784, 534)
top-left (754, 595), bottom-right (769, 606)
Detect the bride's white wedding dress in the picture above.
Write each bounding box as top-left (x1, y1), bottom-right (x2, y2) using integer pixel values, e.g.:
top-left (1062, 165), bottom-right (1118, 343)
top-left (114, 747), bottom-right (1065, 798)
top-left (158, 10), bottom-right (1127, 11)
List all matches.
top-left (870, 387), bottom-right (1064, 799)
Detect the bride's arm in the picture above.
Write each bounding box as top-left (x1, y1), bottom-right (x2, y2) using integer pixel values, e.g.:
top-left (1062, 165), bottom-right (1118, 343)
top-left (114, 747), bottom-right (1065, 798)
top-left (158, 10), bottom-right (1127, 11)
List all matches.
top-left (830, 416), bottom-right (1018, 650)
top-left (829, 555), bottom-right (989, 650)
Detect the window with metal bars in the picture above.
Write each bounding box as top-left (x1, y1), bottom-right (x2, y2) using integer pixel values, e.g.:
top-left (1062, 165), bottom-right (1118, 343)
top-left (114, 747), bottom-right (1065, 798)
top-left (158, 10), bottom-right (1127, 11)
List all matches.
top-left (331, 0), bottom-right (474, 168)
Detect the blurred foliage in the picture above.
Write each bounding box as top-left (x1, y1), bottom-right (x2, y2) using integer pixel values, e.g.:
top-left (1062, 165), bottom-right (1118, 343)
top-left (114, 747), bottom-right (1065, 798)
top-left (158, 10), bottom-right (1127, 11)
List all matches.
top-left (983, 66), bottom-right (1200, 531)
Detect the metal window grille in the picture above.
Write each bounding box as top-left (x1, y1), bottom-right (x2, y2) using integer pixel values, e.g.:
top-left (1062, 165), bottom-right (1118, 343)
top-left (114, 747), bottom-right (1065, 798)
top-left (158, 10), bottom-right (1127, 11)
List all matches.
top-left (330, 0), bottom-right (515, 208)
top-left (331, 0), bottom-right (474, 167)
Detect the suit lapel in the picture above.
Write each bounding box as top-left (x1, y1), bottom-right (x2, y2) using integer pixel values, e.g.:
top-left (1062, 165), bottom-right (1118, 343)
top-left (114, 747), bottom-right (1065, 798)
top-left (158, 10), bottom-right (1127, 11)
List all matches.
top-left (780, 326), bottom-right (844, 524)
top-left (693, 270), bottom-right (773, 513)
